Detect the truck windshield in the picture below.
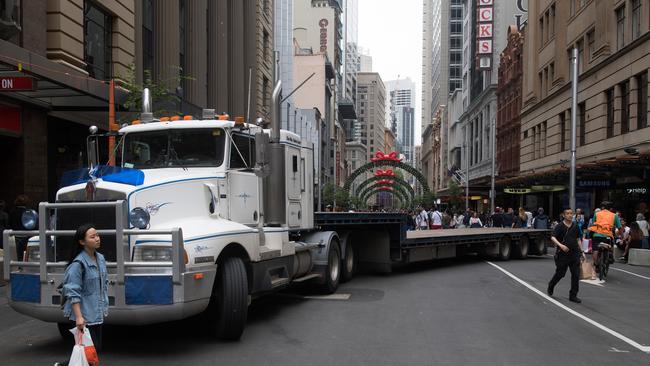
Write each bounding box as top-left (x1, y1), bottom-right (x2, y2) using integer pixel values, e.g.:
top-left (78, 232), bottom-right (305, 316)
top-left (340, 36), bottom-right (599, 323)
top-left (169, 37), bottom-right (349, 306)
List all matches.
top-left (122, 128), bottom-right (226, 169)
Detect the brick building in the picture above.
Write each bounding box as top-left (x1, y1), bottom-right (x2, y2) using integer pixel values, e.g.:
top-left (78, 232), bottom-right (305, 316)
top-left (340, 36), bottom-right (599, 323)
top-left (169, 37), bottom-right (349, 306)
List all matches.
top-left (496, 25), bottom-right (524, 207)
top-left (508, 0), bottom-right (650, 219)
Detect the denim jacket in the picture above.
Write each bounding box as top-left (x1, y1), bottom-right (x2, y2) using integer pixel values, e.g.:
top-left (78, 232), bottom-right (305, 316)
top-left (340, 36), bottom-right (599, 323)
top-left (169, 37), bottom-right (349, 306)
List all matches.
top-left (62, 250), bottom-right (109, 325)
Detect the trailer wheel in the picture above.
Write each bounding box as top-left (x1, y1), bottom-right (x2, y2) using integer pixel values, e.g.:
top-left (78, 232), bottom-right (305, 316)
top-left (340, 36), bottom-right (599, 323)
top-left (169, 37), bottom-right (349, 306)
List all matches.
top-left (515, 236), bottom-right (529, 259)
top-left (212, 256), bottom-right (248, 341)
top-left (57, 322), bottom-right (74, 343)
top-left (497, 237), bottom-right (512, 261)
top-left (319, 240), bottom-right (341, 294)
top-left (341, 241), bottom-right (356, 283)
top-left (534, 237), bottom-right (547, 255)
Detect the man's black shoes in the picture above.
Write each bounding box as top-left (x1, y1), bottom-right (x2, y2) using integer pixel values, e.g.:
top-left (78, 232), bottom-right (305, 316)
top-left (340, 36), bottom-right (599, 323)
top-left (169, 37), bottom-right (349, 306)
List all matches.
top-left (569, 297), bottom-right (582, 303)
top-left (547, 285), bottom-right (553, 297)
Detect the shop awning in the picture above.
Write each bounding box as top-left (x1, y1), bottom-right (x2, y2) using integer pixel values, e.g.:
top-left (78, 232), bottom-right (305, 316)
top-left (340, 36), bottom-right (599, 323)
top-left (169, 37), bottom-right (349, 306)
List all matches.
top-left (0, 39), bottom-right (129, 128)
top-left (496, 149), bottom-right (650, 187)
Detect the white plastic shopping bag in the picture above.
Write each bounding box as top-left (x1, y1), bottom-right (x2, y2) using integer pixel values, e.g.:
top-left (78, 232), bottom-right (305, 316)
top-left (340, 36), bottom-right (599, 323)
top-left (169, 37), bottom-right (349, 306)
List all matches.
top-left (68, 327), bottom-right (98, 365)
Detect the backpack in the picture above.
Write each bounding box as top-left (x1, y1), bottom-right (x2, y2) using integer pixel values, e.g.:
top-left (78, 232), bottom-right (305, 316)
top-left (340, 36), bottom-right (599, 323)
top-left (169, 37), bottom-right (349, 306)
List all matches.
top-left (534, 216), bottom-right (548, 229)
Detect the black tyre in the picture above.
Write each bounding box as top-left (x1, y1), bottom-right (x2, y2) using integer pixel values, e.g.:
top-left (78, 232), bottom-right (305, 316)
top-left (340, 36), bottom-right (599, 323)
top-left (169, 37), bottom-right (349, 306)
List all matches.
top-left (514, 236), bottom-right (529, 259)
top-left (57, 322), bottom-right (74, 344)
top-left (213, 257), bottom-right (248, 341)
top-left (319, 240), bottom-right (341, 294)
top-left (497, 237), bottom-right (512, 261)
top-left (534, 237), bottom-right (546, 255)
top-left (340, 241), bottom-right (356, 283)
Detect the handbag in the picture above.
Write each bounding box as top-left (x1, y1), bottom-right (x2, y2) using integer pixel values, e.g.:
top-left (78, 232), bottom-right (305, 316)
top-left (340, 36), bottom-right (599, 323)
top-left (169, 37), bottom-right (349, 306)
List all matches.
top-left (580, 260), bottom-right (595, 280)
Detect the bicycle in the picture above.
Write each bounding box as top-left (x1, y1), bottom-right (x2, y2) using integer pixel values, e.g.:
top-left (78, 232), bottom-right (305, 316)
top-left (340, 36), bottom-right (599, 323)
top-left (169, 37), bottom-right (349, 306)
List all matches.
top-left (595, 241), bottom-right (613, 281)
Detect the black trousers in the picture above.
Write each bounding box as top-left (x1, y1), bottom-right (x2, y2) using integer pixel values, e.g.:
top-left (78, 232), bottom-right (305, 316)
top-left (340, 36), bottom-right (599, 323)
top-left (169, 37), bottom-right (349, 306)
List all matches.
top-left (549, 254), bottom-right (580, 298)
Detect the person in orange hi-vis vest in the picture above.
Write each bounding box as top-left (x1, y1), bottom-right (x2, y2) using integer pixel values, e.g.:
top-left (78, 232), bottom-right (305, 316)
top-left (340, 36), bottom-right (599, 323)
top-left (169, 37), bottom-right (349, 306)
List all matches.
top-left (588, 201), bottom-right (621, 273)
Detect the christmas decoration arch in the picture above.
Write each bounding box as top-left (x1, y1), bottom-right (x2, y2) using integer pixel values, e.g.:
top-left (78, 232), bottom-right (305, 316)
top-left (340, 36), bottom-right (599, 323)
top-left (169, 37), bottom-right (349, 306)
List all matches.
top-left (354, 174), bottom-right (416, 200)
top-left (358, 182), bottom-right (411, 206)
top-left (344, 152), bottom-right (430, 197)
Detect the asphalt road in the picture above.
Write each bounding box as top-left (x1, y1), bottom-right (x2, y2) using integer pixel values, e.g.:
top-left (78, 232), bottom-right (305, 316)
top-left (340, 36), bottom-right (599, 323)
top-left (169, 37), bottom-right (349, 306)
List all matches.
top-left (1, 253), bottom-right (649, 365)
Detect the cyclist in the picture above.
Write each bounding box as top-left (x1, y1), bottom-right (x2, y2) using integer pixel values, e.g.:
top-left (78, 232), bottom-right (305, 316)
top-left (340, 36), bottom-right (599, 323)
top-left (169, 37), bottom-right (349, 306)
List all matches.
top-left (588, 201), bottom-right (621, 276)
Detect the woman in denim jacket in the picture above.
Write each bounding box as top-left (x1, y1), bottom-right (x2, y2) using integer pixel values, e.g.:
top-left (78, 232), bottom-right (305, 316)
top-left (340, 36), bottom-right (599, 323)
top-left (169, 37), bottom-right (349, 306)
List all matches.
top-left (58, 223), bottom-right (108, 365)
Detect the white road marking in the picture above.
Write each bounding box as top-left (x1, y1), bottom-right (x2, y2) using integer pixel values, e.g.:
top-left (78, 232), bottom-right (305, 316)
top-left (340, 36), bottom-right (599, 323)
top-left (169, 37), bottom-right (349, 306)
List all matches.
top-left (609, 267), bottom-right (650, 280)
top-left (303, 293), bottom-right (351, 300)
top-left (609, 347), bottom-right (630, 353)
top-left (486, 261), bottom-right (650, 353)
top-left (580, 279), bottom-right (605, 287)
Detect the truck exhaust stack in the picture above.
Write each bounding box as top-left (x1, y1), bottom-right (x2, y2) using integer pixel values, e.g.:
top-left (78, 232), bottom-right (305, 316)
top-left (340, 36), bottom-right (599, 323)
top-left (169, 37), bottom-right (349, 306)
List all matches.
top-left (264, 80), bottom-right (286, 226)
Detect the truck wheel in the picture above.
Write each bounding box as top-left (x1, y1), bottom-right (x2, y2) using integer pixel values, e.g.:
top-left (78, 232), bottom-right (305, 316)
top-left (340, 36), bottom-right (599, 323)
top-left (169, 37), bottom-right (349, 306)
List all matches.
top-left (319, 240), bottom-right (341, 294)
top-left (515, 236), bottom-right (529, 259)
top-left (213, 257), bottom-right (248, 341)
top-left (57, 322), bottom-right (74, 344)
top-left (497, 237), bottom-right (512, 261)
top-left (534, 237), bottom-right (546, 255)
top-left (340, 241), bottom-right (356, 283)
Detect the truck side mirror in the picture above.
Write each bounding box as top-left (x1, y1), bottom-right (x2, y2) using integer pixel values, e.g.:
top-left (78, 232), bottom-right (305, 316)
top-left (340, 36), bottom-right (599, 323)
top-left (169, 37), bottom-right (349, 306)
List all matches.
top-left (254, 132), bottom-right (270, 177)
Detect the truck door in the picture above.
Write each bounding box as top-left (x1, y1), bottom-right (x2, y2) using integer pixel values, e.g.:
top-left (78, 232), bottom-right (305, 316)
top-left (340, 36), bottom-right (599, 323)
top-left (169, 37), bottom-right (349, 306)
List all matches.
top-left (227, 133), bottom-right (260, 226)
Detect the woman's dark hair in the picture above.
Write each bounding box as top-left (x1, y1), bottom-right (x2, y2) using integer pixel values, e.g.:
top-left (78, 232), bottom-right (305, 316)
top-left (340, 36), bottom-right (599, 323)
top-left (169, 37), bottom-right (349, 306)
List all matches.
top-left (66, 223), bottom-right (96, 266)
top-left (630, 221), bottom-right (644, 241)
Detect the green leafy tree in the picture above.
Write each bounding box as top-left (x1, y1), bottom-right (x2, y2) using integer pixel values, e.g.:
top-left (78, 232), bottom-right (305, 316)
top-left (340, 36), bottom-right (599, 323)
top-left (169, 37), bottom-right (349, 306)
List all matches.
top-left (447, 180), bottom-right (463, 210)
top-left (117, 64), bottom-right (194, 123)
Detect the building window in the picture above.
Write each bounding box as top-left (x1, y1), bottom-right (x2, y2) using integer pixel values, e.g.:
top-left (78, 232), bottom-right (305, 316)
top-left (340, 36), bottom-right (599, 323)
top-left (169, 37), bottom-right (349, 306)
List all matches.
top-left (586, 29), bottom-right (595, 62)
top-left (541, 122), bottom-right (547, 157)
top-left (616, 6), bottom-right (625, 51)
top-left (606, 88), bottom-right (615, 137)
top-left (549, 62), bottom-right (555, 82)
top-left (539, 17), bottom-right (544, 45)
top-left (558, 112), bottom-right (566, 151)
top-left (577, 39), bottom-right (584, 73)
top-left (84, 0), bottom-right (112, 80)
top-left (570, 0), bottom-right (576, 16)
top-left (632, 0), bottom-right (641, 40)
top-left (179, 0), bottom-right (186, 97)
top-left (0, 0), bottom-right (21, 44)
top-left (549, 4), bottom-right (555, 38)
top-left (578, 102), bottom-right (586, 146)
top-left (620, 80), bottom-right (630, 134)
top-left (142, 0), bottom-right (154, 74)
top-left (638, 72), bottom-right (648, 129)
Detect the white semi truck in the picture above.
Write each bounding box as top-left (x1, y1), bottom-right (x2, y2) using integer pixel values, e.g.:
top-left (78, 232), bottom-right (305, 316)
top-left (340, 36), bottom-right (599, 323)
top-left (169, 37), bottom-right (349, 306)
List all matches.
top-left (3, 82), bottom-right (550, 341)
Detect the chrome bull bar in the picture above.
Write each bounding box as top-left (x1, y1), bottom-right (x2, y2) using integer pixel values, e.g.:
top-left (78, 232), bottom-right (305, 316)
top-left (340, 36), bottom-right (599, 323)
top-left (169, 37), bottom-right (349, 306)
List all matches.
top-left (3, 200), bottom-right (185, 308)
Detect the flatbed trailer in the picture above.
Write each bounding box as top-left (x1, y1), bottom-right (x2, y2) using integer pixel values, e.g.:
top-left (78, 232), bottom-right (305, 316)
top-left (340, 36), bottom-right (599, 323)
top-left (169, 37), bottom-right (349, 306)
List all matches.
top-left (314, 212), bottom-right (551, 273)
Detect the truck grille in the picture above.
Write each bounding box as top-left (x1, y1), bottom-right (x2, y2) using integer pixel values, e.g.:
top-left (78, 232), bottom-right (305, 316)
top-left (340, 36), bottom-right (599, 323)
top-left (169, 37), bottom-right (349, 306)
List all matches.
top-left (55, 190), bottom-right (126, 262)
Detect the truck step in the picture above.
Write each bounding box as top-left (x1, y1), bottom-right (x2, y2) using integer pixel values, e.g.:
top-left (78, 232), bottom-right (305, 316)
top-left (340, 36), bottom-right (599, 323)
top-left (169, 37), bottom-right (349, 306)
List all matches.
top-left (271, 277), bottom-right (290, 287)
top-left (292, 273), bottom-right (321, 283)
top-left (259, 247), bottom-right (281, 260)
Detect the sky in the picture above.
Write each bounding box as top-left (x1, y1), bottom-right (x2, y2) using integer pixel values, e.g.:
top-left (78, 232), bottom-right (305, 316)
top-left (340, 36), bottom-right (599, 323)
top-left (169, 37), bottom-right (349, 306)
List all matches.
top-left (358, 0), bottom-right (423, 145)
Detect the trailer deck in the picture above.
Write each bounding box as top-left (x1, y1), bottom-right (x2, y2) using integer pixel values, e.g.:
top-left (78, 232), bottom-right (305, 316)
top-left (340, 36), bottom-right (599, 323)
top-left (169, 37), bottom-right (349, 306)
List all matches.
top-left (314, 212), bottom-right (551, 272)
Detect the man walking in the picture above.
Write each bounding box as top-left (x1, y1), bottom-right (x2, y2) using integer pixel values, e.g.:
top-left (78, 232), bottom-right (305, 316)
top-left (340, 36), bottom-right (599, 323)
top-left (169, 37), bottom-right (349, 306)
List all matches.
top-left (548, 208), bottom-right (585, 303)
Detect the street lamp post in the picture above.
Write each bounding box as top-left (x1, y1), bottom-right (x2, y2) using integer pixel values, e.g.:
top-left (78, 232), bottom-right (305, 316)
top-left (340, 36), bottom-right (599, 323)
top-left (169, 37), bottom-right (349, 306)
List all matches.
top-left (465, 121), bottom-right (469, 210)
top-left (570, 48), bottom-right (578, 210)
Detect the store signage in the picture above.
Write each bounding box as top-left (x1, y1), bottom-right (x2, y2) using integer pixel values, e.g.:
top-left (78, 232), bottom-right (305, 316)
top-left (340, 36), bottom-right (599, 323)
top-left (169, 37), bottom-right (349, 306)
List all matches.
top-left (504, 188), bottom-right (532, 194)
top-left (515, 0), bottom-right (528, 30)
top-left (531, 185), bottom-right (566, 192)
top-left (470, 196), bottom-right (482, 201)
top-left (577, 179), bottom-right (614, 188)
top-left (477, 0), bottom-right (493, 69)
top-left (0, 76), bottom-right (34, 91)
top-left (0, 104), bottom-right (21, 134)
top-left (319, 19), bottom-right (328, 53)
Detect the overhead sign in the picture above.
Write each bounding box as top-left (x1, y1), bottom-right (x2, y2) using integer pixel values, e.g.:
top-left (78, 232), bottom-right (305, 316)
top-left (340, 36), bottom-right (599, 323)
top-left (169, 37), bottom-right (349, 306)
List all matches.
top-left (0, 104), bottom-right (21, 135)
top-left (0, 76), bottom-right (34, 91)
top-left (531, 185), bottom-right (566, 192)
top-left (504, 188), bottom-right (531, 194)
top-left (577, 179), bottom-right (614, 188)
top-left (319, 19), bottom-right (328, 53)
top-left (477, 0), bottom-right (493, 69)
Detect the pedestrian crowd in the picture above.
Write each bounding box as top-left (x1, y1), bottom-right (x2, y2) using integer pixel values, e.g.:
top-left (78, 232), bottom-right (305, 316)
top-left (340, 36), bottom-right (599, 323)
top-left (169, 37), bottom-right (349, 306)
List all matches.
top-left (404, 205), bottom-right (551, 231)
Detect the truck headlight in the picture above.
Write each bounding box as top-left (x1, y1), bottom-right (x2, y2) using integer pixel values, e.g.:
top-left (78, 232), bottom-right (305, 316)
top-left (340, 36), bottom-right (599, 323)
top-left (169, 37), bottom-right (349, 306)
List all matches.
top-left (129, 207), bottom-right (150, 229)
top-left (25, 246), bottom-right (40, 262)
top-left (139, 247), bottom-right (172, 261)
top-left (21, 210), bottom-right (39, 230)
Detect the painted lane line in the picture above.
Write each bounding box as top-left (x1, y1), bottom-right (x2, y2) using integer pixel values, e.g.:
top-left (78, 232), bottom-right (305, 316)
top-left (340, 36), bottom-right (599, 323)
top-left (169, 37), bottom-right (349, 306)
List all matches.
top-left (303, 293), bottom-right (351, 300)
top-left (486, 261), bottom-right (650, 353)
top-left (609, 267), bottom-right (650, 280)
